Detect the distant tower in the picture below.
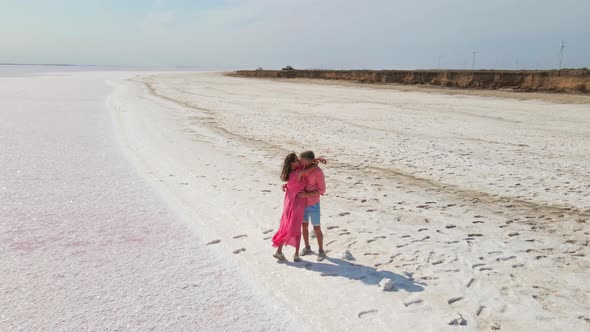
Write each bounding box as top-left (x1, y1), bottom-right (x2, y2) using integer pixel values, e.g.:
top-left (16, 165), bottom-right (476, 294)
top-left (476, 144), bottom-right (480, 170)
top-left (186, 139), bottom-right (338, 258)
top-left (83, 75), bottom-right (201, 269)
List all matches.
top-left (559, 40), bottom-right (566, 69)
top-left (472, 51), bottom-right (476, 70)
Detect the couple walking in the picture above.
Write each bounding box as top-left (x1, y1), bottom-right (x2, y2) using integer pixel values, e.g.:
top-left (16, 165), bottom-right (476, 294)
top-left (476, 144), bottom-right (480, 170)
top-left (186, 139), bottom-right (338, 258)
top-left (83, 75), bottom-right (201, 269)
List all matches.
top-left (272, 151), bottom-right (326, 262)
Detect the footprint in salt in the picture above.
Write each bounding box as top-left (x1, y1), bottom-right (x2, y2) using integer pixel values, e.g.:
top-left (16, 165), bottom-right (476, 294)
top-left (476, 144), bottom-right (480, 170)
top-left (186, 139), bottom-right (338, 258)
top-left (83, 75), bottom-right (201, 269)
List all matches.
top-left (413, 236), bottom-right (430, 243)
top-left (358, 310), bottom-right (378, 319)
top-left (233, 248), bottom-right (246, 254)
top-left (476, 305), bottom-right (485, 316)
top-left (262, 229), bottom-right (273, 234)
top-left (206, 239), bottom-right (221, 245)
top-left (233, 234), bottom-right (248, 239)
top-left (403, 296), bottom-right (424, 307)
top-left (496, 256), bottom-right (516, 262)
top-left (448, 297), bottom-right (464, 305)
top-left (326, 240), bottom-right (337, 246)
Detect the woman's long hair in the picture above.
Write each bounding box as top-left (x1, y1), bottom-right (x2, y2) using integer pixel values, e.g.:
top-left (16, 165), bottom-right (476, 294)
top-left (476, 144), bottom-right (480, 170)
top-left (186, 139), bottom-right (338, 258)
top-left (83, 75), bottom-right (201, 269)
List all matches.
top-left (281, 153), bottom-right (298, 182)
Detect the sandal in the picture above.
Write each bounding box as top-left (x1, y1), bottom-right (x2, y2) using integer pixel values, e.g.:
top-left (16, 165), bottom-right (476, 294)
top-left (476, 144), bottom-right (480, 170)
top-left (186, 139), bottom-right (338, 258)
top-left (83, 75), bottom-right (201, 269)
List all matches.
top-left (301, 247), bottom-right (312, 256)
top-left (273, 252), bottom-right (286, 261)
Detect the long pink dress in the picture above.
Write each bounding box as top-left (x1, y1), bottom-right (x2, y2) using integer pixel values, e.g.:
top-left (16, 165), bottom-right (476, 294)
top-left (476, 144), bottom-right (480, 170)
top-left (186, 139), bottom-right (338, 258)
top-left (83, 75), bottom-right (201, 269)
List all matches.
top-left (272, 171), bottom-right (306, 248)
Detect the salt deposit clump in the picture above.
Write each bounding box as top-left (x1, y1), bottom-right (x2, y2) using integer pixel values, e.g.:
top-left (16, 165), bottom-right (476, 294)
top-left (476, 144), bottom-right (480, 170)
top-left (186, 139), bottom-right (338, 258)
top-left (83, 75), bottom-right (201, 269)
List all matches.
top-left (341, 249), bottom-right (355, 261)
top-left (447, 313), bottom-right (467, 326)
top-left (378, 278), bottom-right (395, 291)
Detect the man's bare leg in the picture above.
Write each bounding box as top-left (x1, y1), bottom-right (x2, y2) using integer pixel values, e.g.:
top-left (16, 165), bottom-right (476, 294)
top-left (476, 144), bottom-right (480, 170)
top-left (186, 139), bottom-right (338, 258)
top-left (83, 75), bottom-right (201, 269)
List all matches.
top-left (302, 222), bottom-right (310, 249)
top-left (315, 225), bottom-right (326, 261)
top-left (314, 226), bottom-right (324, 252)
top-left (301, 223), bottom-right (312, 255)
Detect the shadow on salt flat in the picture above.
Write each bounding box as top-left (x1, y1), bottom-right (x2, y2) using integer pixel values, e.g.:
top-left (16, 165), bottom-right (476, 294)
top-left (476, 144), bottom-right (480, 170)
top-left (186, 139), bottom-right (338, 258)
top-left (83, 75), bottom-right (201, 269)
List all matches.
top-left (285, 257), bottom-right (425, 292)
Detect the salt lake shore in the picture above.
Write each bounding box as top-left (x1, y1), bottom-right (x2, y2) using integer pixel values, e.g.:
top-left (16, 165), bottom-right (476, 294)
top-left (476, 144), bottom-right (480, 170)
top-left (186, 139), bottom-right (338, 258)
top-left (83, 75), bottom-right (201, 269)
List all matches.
top-left (2, 70), bottom-right (590, 331)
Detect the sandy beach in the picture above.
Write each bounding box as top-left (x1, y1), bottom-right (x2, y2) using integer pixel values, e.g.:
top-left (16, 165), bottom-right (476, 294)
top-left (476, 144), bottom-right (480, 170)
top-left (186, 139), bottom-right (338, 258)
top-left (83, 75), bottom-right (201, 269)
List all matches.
top-left (2, 70), bottom-right (589, 331)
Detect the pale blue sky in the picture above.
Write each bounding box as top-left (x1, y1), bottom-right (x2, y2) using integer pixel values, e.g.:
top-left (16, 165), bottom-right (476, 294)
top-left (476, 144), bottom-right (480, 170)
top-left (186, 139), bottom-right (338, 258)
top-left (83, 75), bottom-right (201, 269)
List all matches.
top-left (1, 0), bottom-right (589, 69)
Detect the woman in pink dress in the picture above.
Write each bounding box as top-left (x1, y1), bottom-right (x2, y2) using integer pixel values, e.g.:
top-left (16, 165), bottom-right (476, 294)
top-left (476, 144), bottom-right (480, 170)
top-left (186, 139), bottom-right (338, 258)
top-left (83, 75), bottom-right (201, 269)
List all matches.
top-left (272, 153), bottom-right (325, 262)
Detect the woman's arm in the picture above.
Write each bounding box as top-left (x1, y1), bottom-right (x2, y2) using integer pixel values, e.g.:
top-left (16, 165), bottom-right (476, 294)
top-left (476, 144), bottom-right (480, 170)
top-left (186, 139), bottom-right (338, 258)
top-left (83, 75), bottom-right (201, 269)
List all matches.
top-left (314, 157), bottom-right (327, 165)
top-left (295, 164), bottom-right (317, 181)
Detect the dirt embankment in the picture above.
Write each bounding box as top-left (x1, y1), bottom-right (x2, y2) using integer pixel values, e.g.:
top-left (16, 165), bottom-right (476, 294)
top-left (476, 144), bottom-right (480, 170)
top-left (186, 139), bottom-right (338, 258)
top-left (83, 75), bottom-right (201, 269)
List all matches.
top-left (231, 69), bottom-right (590, 94)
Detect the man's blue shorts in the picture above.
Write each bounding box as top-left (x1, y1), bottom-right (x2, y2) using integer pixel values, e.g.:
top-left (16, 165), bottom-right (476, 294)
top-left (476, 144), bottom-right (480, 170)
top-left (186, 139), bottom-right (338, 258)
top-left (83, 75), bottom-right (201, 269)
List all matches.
top-left (303, 203), bottom-right (321, 226)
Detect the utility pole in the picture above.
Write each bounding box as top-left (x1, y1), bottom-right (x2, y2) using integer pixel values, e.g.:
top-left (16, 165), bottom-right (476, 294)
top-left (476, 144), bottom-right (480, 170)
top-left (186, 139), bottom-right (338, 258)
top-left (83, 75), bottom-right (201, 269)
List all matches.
top-left (471, 51), bottom-right (476, 70)
top-left (559, 40), bottom-right (566, 69)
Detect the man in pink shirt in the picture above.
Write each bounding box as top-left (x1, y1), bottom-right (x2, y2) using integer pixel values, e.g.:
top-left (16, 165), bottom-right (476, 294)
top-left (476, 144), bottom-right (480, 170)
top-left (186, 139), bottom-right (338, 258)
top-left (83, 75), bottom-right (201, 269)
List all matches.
top-left (297, 151), bottom-right (327, 261)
